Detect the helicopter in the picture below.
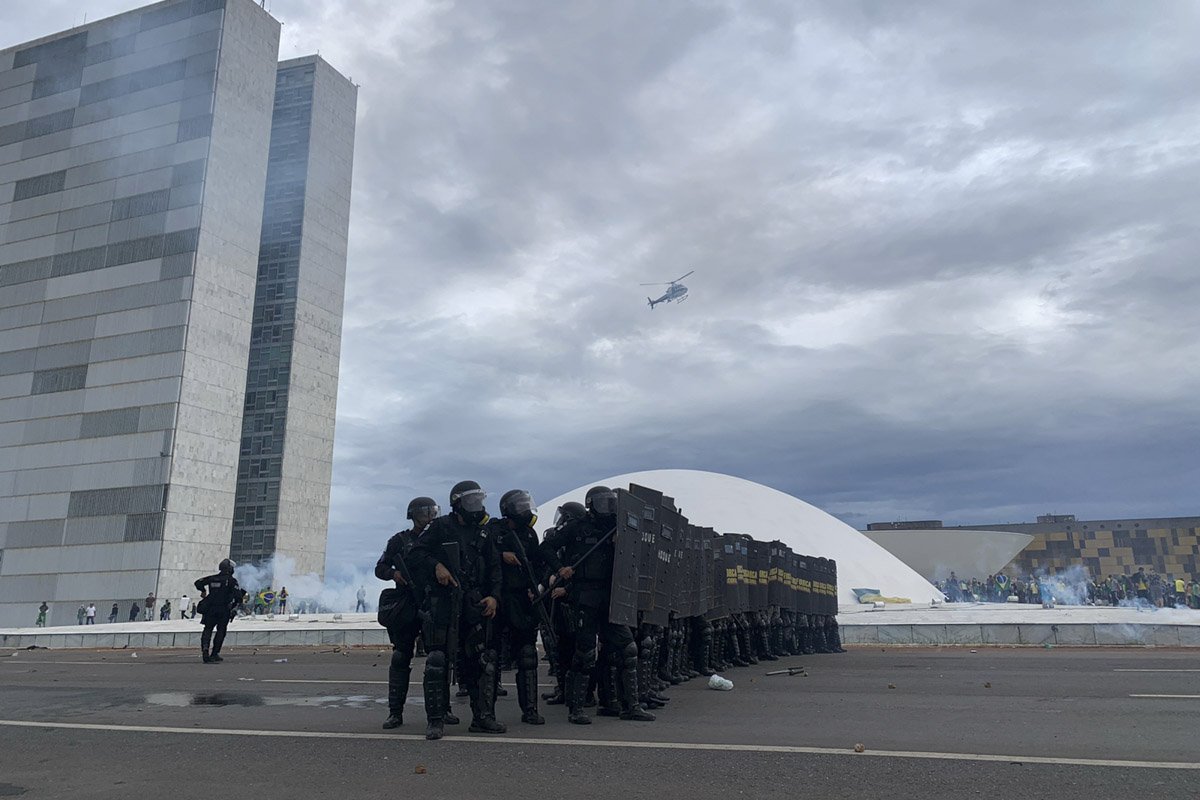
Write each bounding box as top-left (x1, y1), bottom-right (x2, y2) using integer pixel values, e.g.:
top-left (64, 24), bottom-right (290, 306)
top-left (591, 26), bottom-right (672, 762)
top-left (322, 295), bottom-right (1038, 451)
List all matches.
top-left (641, 270), bottom-right (694, 309)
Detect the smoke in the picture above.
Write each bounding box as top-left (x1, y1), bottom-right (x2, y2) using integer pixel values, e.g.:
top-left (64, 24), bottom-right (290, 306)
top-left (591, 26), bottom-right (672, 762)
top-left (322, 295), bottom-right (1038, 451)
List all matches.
top-left (234, 555), bottom-right (376, 614)
top-left (1033, 564), bottom-right (1091, 606)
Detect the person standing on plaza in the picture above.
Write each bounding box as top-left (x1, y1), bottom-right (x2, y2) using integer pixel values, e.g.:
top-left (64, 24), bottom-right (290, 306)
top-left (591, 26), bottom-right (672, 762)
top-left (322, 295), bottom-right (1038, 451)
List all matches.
top-left (194, 559), bottom-right (241, 663)
top-left (86, 603), bottom-right (97, 625)
top-left (36, 602), bottom-right (48, 627)
top-left (144, 593), bottom-right (156, 621)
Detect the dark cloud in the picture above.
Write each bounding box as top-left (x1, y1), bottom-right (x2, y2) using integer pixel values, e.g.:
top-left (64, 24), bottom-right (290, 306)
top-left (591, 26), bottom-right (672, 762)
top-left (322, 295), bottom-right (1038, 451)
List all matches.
top-left (7, 1), bottom-right (1199, 572)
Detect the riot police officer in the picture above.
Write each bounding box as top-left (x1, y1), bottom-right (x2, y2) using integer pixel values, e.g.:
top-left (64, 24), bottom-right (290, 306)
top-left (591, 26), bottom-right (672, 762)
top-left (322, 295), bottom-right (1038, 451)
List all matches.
top-left (374, 496), bottom-right (445, 729)
top-left (194, 559), bottom-right (240, 664)
top-left (542, 502), bottom-right (585, 706)
top-left (409, 481), bottom-right (505, 740)
top-left (539, 486), bottom-right (654, 724)
top-left (487, 489), bottom-right (553, 725)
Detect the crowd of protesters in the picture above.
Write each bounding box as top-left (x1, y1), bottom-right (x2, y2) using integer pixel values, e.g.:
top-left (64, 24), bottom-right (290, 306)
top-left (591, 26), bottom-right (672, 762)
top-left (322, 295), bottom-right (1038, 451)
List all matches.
top-left (936, 567), bottom-right (1200, 608)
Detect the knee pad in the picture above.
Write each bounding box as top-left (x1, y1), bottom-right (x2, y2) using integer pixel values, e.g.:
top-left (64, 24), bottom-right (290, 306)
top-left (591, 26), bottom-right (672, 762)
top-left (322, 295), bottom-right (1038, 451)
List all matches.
top-left (572, 647), bottom-right (597, 674)
top-left (390, 649), bottom-right (411, 670)
top-left (425, 649), bottom-right (447, 674)
top-left (518, 644), bottom-right (538, 671)
top-left (622, 641), bottom-right (639, 669)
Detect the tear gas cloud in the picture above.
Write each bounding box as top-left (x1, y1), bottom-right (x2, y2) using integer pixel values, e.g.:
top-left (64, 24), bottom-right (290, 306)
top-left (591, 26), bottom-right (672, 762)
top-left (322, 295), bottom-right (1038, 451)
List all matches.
top-left (234, 555), bottom-right (376, 613)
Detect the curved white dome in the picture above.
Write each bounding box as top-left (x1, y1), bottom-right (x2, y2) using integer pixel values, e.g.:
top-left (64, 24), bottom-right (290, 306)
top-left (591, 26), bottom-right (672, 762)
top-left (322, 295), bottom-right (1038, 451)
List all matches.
top-left (538, 469), bottom-right (940, 607)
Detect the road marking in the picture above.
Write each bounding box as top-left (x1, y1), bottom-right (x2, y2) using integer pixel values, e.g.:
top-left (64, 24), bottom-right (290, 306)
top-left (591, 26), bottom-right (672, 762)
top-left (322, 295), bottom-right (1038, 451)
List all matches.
top-left (253, 679), bottom-right (556, 687)
top-left (0, 719), bottom-right (1196, 770)
top-left (1115, 669), bottom-right (1200, 673)
top-left (1, 660), bottom-right (149, 666)
top-left (257, 679), bottom-right (387, 685)
top-left (1129, 694), bottom-right (1200, 699)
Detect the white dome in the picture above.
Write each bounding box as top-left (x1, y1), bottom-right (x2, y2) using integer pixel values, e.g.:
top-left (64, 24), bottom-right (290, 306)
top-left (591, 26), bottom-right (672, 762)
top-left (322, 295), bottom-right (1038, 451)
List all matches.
top-left (537, 469), bottom-right (941, 607)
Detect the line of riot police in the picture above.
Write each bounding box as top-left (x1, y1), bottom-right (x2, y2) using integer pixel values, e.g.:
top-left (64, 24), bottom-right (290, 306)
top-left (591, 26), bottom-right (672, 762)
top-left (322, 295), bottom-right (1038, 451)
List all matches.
top-left (375, 481), bottom-right (843, 740)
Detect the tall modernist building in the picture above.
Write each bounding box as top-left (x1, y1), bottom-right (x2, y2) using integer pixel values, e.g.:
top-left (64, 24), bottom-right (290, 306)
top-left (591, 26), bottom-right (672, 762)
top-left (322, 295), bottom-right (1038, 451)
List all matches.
top-left (0, 0), bottom-right (356, 627)
top-left (230, 56), bottom-right (355, 578)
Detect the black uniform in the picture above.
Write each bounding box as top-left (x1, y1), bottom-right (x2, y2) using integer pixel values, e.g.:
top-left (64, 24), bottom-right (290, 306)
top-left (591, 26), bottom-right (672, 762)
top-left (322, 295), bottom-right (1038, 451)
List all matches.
top-left (194, 572), bottom-right (240, 662)
top-left (374, 528), bottom-right (422, 724)
top-left (487, 517), bottom-right (553, 723)
top-left (539, 512), bottom-right (652, 723)
top-left (409, 513), bottom-right (504, 732)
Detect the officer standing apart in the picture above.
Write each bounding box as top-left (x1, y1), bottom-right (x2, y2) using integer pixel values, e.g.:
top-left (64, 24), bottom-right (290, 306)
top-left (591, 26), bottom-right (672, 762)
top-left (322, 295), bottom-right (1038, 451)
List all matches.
top-left (374, 496), bottom-right (444, 730)
top-left (539, 486), bottom-right (655, 724)
top-left (194, 559), bottom-right (241, 663)
top-left (487, 490), bottom-right (553, 725)
top-left (409, 481), bottom-right (506, 740)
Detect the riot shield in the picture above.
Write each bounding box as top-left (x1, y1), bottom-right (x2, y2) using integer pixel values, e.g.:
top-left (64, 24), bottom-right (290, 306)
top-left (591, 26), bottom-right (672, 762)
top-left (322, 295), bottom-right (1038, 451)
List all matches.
top-left (827, 558), bottom-right (839, 613)
top-left (732, 534), bottom-right (752, 612)
top-left (658, 497), bottom-right (687, 616)
top-left (628, 483), bottom-right (668, 626)
top-left (768, 541), bottom-right (791, 609)
top-left (748, 539), bottom-right (769, 613)
top-left (607, 489), bottom-right (644, 627)
top-left (655, 502), bottom-right (680, 619)
top-left (718, 534), bottom-right (741, 614)
top-left (790, 552), bottom-right (802, 615)
top-left (677, 521), bottom-right (694, 617)
top-left (692, 526), bottom-right (714, 617)
top-left (797, 553), bottom-right (814, 616)
top-left (814, 557), bottom-right (832, 615)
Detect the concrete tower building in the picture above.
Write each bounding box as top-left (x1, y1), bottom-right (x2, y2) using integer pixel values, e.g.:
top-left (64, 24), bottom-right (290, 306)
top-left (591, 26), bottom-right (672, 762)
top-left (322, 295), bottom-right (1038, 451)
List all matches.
top-left (0, 0), bottom-right (355, 627)
top-left (230, 56), bottom-right (356, 578)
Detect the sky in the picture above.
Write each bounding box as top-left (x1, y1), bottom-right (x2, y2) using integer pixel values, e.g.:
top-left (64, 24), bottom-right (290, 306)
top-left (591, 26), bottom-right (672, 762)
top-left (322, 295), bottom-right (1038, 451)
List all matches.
top-left (4, 1), bottom-right (1199, 576)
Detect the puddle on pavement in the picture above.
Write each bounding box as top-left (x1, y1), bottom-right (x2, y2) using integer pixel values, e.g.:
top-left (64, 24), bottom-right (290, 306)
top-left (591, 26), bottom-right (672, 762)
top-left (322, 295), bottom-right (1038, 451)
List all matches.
top-left (145, 692), bottom-right (391, 708)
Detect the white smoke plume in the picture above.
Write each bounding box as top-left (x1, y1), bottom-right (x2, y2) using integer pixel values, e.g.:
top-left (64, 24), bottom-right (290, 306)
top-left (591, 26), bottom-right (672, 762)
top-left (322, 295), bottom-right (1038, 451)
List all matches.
top-left (1033, 563), bottom-right (1091, 606)
top-left (234, 555), bottom-right (376, 614)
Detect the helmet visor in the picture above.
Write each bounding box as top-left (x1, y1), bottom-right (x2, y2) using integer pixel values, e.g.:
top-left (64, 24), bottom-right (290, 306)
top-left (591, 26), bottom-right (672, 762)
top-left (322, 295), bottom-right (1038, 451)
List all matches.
top-left (589, 490), bottom-right (618, 516)
top-left (408, 502), bottom-right (440, 522)
top-left (454, 489), bottom-right (487, 514)
top-left (506, 491), bottom-right (536, 517)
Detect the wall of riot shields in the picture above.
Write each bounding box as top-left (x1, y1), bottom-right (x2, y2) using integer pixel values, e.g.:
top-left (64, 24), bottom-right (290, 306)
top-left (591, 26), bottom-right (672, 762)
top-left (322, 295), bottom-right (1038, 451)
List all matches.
top-left (601, 484), bottom-right (846, 666)
top-left (613, 484), bottom-right (841, 623)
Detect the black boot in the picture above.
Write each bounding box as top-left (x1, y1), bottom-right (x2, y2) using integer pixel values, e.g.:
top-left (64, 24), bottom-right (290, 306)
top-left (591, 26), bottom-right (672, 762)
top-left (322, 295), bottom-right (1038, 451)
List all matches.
top-left (516, 645), bottom-right (544, 724)
top-left (383, 648), bottom-right (410, 729)
top-left (543, 683), bottom-right (565, 705)
top-left (618, 644), bottom-right (655, 722)
top-left (597, 658), bottom-right (621, 717)
top-left (423, 650), bottom-right (448, 740)
top-left (468, 653), bottom-right (507, 734)
top-left (566, 671), bottom-right (591, 725)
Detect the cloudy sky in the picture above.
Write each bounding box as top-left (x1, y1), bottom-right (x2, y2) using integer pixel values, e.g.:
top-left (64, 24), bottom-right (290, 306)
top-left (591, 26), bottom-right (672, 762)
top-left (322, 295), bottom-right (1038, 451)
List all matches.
top-left (5, 1), bottom-right (1199, 574)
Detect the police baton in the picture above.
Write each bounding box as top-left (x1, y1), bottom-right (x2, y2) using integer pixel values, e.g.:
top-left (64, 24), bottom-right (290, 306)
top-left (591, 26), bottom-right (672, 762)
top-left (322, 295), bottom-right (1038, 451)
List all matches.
top-left (506, 526), bottom-right (559, 655)
top-left (531, 525), bottom-right (617, 606)
top-left (442, 541), bottom-right (463, 688)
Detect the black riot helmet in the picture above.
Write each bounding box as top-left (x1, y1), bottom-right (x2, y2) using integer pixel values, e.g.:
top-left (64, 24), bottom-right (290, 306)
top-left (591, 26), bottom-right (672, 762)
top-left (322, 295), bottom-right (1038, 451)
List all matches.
top-left (554, 501), bottom-right (586, 527)
top-left (584, 486), bottom-right (618, 518)
top-left (449, 480), bottom-right (488, 525)
top-left (499, 489), bottom-right (537, 526)
top-left (218, 558), bottom-right (236, 575)
top-left (406, 496), bottom-right (440, 528)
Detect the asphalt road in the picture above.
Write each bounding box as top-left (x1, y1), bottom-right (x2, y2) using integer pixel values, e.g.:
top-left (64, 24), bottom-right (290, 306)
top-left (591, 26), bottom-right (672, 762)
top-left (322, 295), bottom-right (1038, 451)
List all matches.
top-left (2, 645), bottom-right (1198, 799)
